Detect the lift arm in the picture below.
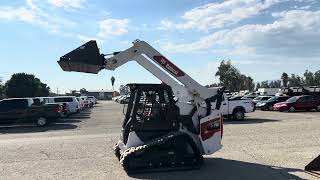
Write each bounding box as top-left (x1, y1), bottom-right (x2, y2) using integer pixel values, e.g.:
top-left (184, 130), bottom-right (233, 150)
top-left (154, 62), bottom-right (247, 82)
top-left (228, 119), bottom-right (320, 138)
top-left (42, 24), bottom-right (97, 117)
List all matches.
top-left (104, 40), bottom-right (217, 101)
top-left (58, 40), bottom-right (218, 104)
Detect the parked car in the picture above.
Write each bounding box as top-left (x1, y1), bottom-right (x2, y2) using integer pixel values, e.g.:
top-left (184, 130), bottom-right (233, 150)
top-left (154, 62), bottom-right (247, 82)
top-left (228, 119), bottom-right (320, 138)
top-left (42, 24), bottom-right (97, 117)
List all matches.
top-left (256, 96), bottom-right (290, 111)
top-left (76, 97), bottom-right (85, 110)
top-left (115, 96), bottom-right (123, 102)
top-left (87, 96), bottom-right (97, 107)
top-left (252, 96), bottom-right (273, 106)
top-left (60, 102), bottom-right (71, 117)
top-left (273, 95), bottom-right (320, 112)
top-left (119, 95), bottom-right (130, 104)
top-left (112, 96), bottom-right (119, 101)
top-left (46, 96), bottom-right (80, 113)
top-left (243, 94), bottom-right (258, 99)
top-left (220, 93), bottom-right (255, 121)
top-left (0, 98), bottom-right (62, 126)
top-left (32, 97), bottom-right (44, 106)
top-left (42, 97), bottom-right (70, 117)
top-left (80, 96), bottom-right (89, 108)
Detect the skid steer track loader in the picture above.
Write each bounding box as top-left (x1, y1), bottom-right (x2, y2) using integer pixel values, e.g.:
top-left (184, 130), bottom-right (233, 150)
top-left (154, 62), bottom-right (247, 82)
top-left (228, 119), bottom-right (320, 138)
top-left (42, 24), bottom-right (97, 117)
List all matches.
top-left (58, 40), bottom-right (225, 174)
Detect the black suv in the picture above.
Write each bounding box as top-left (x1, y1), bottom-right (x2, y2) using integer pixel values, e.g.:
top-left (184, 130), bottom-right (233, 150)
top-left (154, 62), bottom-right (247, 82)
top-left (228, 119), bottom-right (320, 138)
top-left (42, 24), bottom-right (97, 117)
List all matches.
top-left (255, 96), bottom-right (290, 111)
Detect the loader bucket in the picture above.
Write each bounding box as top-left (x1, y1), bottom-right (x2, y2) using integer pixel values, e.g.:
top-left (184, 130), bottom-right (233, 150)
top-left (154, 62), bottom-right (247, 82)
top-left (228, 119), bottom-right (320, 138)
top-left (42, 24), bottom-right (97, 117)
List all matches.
top-left (58, 40), bottom-right (105, 74)
top-left (305, 155), bottom-right (320, 171)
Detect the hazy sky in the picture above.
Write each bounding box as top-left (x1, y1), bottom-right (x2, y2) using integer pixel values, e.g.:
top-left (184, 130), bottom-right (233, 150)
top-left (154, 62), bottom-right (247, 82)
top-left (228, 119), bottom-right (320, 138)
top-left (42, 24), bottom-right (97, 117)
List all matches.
top-left (1, 0), bottom-right (320, 93)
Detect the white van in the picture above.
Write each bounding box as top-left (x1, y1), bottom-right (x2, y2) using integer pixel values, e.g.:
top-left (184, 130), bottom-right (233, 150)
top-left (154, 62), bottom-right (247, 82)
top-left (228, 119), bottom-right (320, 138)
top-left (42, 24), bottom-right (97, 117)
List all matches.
top-left (47, 96), bottom-right (80, 113)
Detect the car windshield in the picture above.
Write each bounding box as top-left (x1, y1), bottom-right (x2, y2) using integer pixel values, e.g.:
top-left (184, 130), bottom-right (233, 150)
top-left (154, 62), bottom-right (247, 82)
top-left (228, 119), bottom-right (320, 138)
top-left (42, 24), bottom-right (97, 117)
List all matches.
top-left (253, 97), bottom-right (261, 101)
top-left (267, 97), bottom-right (277, 102)
top-left (286, 97), bottom-right (297, 103)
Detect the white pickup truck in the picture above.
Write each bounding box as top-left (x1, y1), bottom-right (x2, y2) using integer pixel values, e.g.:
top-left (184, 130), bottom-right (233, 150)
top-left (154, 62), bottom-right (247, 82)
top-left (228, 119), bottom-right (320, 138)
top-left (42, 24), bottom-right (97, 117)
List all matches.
top-left (219, 94), bottom-right (255, 121)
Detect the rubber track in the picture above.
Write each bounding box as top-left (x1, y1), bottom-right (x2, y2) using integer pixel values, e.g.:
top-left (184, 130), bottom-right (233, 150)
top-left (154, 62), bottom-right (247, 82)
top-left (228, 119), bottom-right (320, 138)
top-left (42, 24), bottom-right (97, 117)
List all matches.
top-left (118, 131), bottom-right (203, 174)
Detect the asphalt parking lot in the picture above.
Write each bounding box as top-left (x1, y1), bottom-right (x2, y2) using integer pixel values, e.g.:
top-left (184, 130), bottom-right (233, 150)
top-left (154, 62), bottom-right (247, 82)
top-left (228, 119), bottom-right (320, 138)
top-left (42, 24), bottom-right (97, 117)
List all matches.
top-left (0, 101), bottom-right (319, 180)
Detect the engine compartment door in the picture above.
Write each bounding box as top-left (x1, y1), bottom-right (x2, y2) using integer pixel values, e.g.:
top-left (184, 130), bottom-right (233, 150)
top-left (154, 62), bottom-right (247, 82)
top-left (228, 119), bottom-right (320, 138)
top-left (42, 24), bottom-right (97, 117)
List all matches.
top-left (199, 111), bottom-right (223, 155)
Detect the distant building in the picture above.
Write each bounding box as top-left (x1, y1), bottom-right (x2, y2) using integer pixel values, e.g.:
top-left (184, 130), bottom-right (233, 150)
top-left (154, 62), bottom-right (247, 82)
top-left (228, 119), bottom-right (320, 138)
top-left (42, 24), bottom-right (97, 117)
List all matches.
top-left (86, 90), bottom-right (114, 100)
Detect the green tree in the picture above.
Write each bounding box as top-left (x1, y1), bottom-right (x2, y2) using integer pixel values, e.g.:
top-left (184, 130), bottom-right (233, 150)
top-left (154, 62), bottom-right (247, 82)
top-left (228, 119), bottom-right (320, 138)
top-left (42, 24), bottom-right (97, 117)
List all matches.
top-left (255, 82), bottom-right (261, 90)
top-left (303, 70), bottom-right (315, 86)
top-left (269, 81), bottom-right (275, 88)
top-left (80, 88), bottom-right (88, 95)
top-left (239, 74), bottom-right (247, 91)
top-left (268, 80), bottom-right (281, 88)
top-left (314, 70), bottom-right (320, 85)
top-left (261, 81), bottom-right (269, 88)
top-left (247, 76), bottom-right (255, 91)
top-left (215, 60), bottom-right (255, 92)
top-left (274, 80), bottom-right (281, 88)
top-left (215, 60), bottom-right (243, 92)
top-left (0, 78), bottom-right (4, 99)
top-left (111, 76), bottom-right (115, 90)
top-left (281, 72), bottom-right (289, 87)
top-left (289, 74), bottom-right (302, 87)
top-left (4, 73), bottom-right (50, 98)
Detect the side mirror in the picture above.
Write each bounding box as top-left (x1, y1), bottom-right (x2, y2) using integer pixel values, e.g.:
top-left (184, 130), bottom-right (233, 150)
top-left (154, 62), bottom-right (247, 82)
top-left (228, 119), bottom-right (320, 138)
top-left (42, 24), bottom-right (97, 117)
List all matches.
top-left (173, 97), bottom-right (179, 103)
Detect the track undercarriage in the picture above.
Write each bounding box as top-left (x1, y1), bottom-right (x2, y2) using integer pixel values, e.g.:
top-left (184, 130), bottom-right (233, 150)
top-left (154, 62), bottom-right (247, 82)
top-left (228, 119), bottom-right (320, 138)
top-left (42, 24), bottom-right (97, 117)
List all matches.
top-left (114, 131), bottom-right (203, 174)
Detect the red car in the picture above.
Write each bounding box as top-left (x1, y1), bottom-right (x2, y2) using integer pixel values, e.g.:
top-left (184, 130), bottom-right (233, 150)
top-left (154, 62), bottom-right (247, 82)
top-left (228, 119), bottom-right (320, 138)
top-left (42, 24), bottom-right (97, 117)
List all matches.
top-left (273, 95), bottom-right (320, 112)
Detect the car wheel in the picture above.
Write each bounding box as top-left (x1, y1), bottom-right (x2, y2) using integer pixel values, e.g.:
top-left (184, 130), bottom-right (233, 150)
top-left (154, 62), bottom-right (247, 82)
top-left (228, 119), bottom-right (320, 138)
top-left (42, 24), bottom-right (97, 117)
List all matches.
top-left (35, 117), bottom-right (48, 127)
top-left (268, 105), bottom-right (273, 111)
top-left (316, 105), bottom-right (320, 112)
top-left (288, 106), bottom-right (295, 112)
top-left (233, 109), bottom-right (245, 121)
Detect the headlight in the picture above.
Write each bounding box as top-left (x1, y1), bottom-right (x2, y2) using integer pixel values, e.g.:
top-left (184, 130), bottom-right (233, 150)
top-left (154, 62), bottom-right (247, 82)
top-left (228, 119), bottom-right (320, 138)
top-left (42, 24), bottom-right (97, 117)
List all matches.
top-left (259, 103), bottom-right (266, 106)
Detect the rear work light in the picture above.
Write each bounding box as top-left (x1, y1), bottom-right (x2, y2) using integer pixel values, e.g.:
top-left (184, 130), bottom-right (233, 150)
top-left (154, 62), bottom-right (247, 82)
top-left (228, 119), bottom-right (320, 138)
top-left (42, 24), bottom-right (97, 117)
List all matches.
top-left (201, 117), bottom-right (221, 141)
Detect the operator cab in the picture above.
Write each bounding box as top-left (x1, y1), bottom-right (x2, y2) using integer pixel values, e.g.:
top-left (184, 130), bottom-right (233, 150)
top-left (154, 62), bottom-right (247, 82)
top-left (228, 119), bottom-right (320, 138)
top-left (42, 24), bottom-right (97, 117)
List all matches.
top-left (122, 84), bottom-right (179, 144)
